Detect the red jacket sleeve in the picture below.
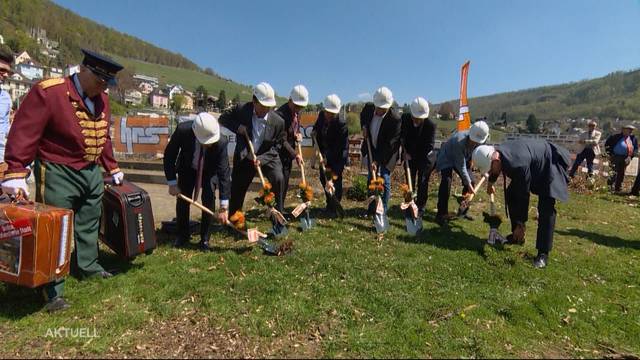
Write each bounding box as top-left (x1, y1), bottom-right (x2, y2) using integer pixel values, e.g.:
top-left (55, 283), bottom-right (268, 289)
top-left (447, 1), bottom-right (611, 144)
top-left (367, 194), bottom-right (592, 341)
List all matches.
top-left (98, 112), bottom-right (120, 175)
top-left (4, 86), bottom-right (51, 180)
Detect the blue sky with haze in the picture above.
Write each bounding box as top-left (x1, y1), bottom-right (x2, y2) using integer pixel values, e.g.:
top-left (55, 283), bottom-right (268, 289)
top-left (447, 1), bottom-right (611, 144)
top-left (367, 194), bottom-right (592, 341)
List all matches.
top-left (54, 0), bottom-right (640, 104)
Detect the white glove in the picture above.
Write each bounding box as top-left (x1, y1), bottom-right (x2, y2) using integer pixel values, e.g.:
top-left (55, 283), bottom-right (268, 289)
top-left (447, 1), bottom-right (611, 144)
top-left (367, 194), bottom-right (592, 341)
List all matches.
top-left (2, 178), bottom-right (29, 199)
top-left (112, 171), bottom-right (124, 185)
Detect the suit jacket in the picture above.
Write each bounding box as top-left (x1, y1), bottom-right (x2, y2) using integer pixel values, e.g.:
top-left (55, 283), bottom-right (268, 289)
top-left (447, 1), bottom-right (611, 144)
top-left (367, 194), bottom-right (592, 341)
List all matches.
top-left (275, 103), bottom-right (299, 161)
top-left (313, 111), bottom-right (349, 174)
top-left (605, 133), bottom-right (639, 157)
top-left (498, 139), bottom-right (570, 202)
top-left (400, 113), bottom-right (436, 165)
top-left (163, 121), bottom-right (231, 200)
top-left (436, 130), bottom-right (474, 188)
top-left (219, 102), bottom-right (286, 166)
top-left (578, 129), bottom-right (601, 155)
top-left (359, 103), bottom-right (401, 170)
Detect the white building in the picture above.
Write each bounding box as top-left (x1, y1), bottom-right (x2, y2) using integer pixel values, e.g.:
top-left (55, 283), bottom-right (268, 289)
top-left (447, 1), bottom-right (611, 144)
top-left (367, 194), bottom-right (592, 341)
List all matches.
top-left (124, 89), bottom-right (143, 106)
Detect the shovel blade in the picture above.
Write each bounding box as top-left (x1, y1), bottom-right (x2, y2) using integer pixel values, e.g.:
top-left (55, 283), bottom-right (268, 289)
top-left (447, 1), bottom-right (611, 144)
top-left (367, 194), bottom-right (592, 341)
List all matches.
top-left (257, 238), bottom-right (278, 255)
top-left (270, 222), bottom-right (288, 239)
top-left (405, 215), bottom-right (422, 235)
top-left (374, 213), bottom-right (389, 233)
top-left (299, 212), bottom-right (315, 231)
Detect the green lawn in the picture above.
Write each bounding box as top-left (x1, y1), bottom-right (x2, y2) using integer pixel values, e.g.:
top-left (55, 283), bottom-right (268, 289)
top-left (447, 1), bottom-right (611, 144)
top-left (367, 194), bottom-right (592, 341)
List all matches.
top-left (1, 182), bottom-right (639, 358)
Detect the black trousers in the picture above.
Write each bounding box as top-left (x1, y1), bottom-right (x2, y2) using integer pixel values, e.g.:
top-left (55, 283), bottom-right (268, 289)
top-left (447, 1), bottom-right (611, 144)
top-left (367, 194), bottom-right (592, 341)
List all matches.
top-left (569, 148), bottom-right (596, 177)
top-left (505, 184), bottom-right (556, 254)
top-left (408, 158), bottom-right (435, 213)
top-left (319, 168), bottom-right (343, 206)
top-left (229, 158), bottom-right (284, 216)
top-left (437, 167), bottom-right (472, 217)
top-left (280, 155), bottom-right (293, 204)
top-left (609, 155), bottom-right (628, 192)
top-left (176, 169), bottom-right (215, 243)
top-left (631, 161), bottom-right (640, 195)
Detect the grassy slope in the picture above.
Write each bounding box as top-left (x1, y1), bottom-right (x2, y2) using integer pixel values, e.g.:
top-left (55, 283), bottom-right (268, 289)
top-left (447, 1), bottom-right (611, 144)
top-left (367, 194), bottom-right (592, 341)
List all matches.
top-left (113, 56), bottom-right (255, 102)
top-left (0, 182), bottom-right (638, 358)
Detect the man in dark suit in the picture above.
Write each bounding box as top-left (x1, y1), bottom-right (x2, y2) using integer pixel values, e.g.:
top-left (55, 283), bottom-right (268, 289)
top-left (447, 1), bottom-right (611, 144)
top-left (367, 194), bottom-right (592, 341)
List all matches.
top-left (163, 112), bottom-right (231, 251)
top-left (473, 139), bottom-right (571, 268)
top-left (401, 97), bottom-right (437, 217)
top-left (275, 85), bottom-right (307, 204)
top-left (218, 82), bottom-right (287, 219)
top-left (313, 94), bottom-right (348, 214)
top-left (360, 86), bottom-right (402, 212)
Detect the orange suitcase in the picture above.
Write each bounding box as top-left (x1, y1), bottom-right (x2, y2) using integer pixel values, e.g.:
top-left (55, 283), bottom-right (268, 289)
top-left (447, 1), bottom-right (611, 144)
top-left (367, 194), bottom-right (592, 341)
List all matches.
top-left (0, 202), bottom-right (73, 288)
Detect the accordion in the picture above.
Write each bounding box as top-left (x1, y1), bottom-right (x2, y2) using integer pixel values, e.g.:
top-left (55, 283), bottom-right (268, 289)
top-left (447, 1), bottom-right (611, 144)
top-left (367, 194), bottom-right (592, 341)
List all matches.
top-left (0, 201), bottom-right (73, 288)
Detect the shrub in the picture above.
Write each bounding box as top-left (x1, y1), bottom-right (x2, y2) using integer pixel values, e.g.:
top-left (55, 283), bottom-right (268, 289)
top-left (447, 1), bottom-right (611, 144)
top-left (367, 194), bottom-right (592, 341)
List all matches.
top-left (346, 175), bottom-right (368, 201)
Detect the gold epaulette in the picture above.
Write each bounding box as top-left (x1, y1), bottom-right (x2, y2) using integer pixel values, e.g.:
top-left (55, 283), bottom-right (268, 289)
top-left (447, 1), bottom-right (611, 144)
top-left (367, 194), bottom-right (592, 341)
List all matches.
top-left (39, 78), bottom-right (66, 90)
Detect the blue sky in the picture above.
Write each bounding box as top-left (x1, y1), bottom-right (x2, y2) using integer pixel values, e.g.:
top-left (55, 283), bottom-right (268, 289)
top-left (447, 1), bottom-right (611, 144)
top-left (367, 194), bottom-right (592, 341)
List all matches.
top-left (53, 0), bottom-right (640, 104)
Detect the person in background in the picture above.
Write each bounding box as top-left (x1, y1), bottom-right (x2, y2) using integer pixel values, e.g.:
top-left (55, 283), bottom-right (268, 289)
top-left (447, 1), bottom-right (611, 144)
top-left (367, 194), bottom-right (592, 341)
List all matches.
top-left (434, 121), bottom-right (490, 226)
top-left (312, 94), bottom-right (348, 216)
top-left (604, 124), bottom-right (638, 193)
top-left (569, 119), bottom-right (601, 178)
top-left (0, 48), bottom-right (13, 163)
top-left (400, 96), bottom-right (437, 218)
top-left (163, 112), bottom-right (231, 251)
top-left (275, 85), bottom-right (307, 206)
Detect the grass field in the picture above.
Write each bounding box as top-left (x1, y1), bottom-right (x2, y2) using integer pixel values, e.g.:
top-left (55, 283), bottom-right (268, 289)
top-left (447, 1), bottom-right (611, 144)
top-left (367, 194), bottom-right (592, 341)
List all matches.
top-left (0, 176), bottom-right (639, 358)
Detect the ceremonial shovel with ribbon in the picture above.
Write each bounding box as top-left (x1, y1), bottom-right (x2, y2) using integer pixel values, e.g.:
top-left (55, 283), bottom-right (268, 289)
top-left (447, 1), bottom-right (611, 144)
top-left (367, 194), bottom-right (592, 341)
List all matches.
top-left (400, 160), bottom-right (422, 235)
top-left (484, 192), bottom-right (507, 245)
top-left (176, 194), bottom-right (279, 253)
top-left (364, 129), bottom-right (389, 234)
top-left (291, 142), bottom-right (315, 231)
top-left (244, 133), bottom-right (288, 238)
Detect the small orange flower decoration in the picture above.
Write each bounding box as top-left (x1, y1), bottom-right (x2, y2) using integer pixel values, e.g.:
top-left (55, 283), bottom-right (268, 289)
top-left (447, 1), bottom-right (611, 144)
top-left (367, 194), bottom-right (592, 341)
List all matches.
top-left (256, 182), bottom-right (277, 207)
top-left (229, 211), bottom-right (246, 230)
top-left (299, 182), bottom-right (314, 202)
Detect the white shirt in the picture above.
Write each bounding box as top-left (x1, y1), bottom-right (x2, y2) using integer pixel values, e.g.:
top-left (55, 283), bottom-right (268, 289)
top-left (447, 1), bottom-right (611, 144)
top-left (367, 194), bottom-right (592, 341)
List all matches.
top-left (72, 74), bottom-right (95, 115)
top-left (251, 110), bottom-right (269, 152)
top-left (370, 113), bottom-right (384, 148)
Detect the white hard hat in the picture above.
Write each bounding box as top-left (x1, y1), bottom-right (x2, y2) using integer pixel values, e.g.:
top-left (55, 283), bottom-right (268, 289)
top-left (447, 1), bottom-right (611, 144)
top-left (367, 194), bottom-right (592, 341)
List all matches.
top-left (192, 112), bottom-right (220, 145)
top-left (472, 145), bottom-right (496, 174)
top-left (410, 97), bottom-right (430, 119)
top-left (373, 86), bottom-right (394, 109)
top-left (253, 82), bottom-right (276, 107)
top-left (323, 94), bottom-right (342, 114)
top-left (469, 120), bottom-right (490, 144)
top-left (290, 84), bottom-right (309, 107)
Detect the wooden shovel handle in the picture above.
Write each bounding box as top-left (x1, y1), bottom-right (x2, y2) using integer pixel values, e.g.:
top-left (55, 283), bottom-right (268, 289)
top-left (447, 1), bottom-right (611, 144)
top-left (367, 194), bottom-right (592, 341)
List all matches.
top-left (465, 175), bottom-right (487, 203)
top-left (178, 194), bottom-right (215, 216)
top-left (297, 142), bottom-right (306, 185)
top-left (244, 133), bottom-right (266, 186)
top-left (364, 128), bottom-right (376, 181)
top-left (489, 192), bottom-right (496, 216)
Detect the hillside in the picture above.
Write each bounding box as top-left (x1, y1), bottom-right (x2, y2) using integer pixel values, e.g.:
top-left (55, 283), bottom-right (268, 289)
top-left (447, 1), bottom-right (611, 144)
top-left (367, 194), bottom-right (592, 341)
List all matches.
top-left (114, 56), bottom-right (255, 102)
top-left (441, 69), bottom-right (640, 124)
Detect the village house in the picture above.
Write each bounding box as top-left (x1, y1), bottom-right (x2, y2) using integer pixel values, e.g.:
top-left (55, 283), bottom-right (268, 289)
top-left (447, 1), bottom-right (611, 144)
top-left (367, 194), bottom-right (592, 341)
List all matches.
top-left (124, 89), bottom-right (143, 106)
top-left (149, 89), bottom-right (169, 109)
top-left (138, 82), bottom-right (154, 95)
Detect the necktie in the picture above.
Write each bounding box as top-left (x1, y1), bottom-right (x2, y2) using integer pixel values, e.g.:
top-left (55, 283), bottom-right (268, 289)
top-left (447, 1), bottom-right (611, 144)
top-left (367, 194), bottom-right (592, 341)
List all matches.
top-left (193, 149), bottom-right (205, 201)
top-left (625, 137), bottom-right (633, 156)
top-left (292, 112), bottom-right (299, 137)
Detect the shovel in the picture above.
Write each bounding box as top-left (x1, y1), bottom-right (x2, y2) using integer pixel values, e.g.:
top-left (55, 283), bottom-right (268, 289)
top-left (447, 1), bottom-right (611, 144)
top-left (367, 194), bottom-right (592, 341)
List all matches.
top-left (244, 133), bottom-right (288, 238)
top-left (402, 160), bottom-right (422, 235)
top-left (176, 193), bottom-right (274, 247)
top-left (364, 130), bottom-right (389, 234)
top-left (485, 192), bottom-right (507, 245)
top-left (312, 136), bottom-right (345, 218)
top-left (456, 175), bottom-right (487, 217)
top-left (291, 141), bottom-right (315, 231)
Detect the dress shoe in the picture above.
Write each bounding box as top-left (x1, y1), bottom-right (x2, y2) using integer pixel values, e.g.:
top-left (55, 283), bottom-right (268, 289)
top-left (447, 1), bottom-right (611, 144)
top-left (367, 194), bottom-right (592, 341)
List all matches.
top-left (44, 297), bottom-right (70, 313)
top-left (462, 214), bottom-right (474, 221)
top-left (435, 215), bottom-right (448, 227)
top-left (505, 234), bottom-right (525, 245)
top-left (199, 241), bottom-right (211, 252)
top-left (98, 270), bottom-right (114, 278)
top-left (533, 252), bottom-right (548, 268)
top-left (173, 237), bottom-right (188, 248)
